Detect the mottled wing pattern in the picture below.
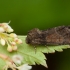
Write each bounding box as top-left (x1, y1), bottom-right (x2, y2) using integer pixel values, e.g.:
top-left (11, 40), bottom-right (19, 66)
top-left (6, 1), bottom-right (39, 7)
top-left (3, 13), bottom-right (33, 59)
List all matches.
top-left (45, 26), bottom-right (64, 45)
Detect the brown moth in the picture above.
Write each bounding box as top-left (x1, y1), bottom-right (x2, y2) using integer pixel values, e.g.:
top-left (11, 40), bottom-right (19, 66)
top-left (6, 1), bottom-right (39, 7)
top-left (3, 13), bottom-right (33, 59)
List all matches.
top-left (26, 25), bottom-right (70, 46)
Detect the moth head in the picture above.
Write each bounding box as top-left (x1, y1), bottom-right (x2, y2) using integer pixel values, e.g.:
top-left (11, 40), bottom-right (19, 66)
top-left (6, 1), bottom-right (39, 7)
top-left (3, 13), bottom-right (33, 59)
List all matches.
top-left (26, 28), bottom-right (42, 45)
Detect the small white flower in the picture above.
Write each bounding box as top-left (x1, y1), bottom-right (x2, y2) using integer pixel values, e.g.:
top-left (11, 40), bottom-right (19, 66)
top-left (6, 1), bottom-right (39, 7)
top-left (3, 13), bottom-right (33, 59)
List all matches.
top-left (0, 27), bottom-right (5, 32)
top-left (0, 38), bottom-right (5, 46)
top-left (12, 54), bottom-right (23, 64)
top-left (17, 64), bottom-right (32, 70)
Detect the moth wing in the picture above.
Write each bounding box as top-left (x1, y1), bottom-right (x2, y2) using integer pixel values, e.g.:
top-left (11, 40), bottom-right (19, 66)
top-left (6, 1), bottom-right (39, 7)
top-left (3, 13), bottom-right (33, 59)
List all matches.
top-left (46, 29), bottom-right (64, 45)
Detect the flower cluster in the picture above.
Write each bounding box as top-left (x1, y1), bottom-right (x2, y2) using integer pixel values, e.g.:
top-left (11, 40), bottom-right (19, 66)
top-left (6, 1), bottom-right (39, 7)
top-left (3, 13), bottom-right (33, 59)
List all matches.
top-left (3, 54), bottom-right (32, 70)
top-left (0, 22), bottom-right (22, 52)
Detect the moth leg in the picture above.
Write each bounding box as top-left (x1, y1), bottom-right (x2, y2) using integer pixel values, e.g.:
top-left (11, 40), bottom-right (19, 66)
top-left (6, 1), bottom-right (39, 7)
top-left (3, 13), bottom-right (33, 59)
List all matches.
top-left (34, 46), bottom-right (37, 54)
top-left (45, 45), bottom-right (47, 46)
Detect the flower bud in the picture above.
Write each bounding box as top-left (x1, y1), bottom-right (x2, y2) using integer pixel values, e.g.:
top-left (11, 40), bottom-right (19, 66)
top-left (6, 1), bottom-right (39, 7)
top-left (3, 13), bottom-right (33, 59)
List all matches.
top-left (10, 33), bottom-right (17, 38)
top-left (18, 39), bottom-right (22, 44)
top-left (0, 27), bottom-right (5, 33)
top-left (12, 46), bottom-right (17, 51)
top-left (14, 38), bottom-right (19, 42)
top-left (0, 38), bottom-right (5, 46)
top-left (16, 39), bottom-right (22, 44)
top-left (14, 38), bottom-right (22, 44)
top-left (2, 23), bottom-right (9, 29)
top-left (6, 27), bottom-right (13, 32)
top-left (2, 23), bottom-right (13, 32)
top-left (11, 42), bottom-right (16, 46)
top-left (7, 45), bottom-right (12, 52)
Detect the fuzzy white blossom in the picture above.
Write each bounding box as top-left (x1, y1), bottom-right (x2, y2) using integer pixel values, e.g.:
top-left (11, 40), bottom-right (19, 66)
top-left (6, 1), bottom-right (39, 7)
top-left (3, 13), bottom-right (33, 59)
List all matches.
top-left (17, 64), bottom-right (32, 70)
top-left (12, 54), bottom-right (23, 64)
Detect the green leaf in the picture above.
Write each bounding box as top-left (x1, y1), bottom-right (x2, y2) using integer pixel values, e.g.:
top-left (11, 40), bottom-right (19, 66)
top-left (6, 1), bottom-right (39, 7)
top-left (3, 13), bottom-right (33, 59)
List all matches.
top-left (17, 36), bottom-right (47, 67)
top-left (0, 36), bottom-right (70, 69)
top-left (36, 45), bottom-right (70, 53)
top-left (17, 36), bottom-right (70, 67)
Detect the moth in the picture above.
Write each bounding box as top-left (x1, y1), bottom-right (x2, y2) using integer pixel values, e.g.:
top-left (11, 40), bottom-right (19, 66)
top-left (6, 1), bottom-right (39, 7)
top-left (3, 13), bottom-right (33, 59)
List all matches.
top-left (26, 25), bottom-right (70, 46)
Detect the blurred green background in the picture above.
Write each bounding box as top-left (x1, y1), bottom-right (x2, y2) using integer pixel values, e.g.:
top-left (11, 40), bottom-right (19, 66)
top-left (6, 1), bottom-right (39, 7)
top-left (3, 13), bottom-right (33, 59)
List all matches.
top-left (0, 0), bottom-right (70, 70)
